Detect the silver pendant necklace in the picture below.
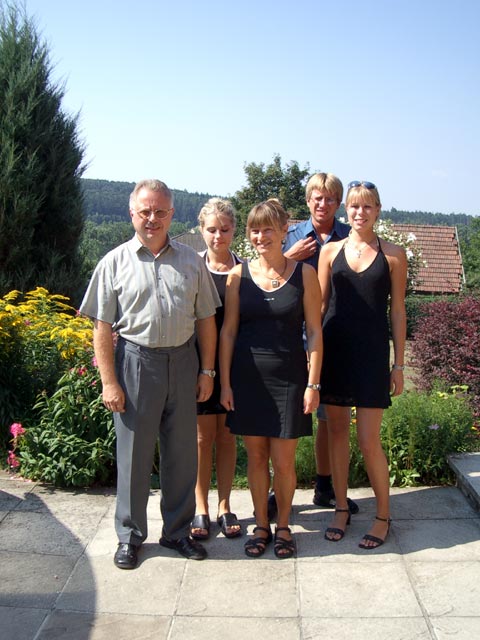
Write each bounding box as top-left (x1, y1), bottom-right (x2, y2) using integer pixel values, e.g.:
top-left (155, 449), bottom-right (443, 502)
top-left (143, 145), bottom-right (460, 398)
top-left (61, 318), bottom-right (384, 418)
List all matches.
top-left (264, 258), bottom-right (288, 288)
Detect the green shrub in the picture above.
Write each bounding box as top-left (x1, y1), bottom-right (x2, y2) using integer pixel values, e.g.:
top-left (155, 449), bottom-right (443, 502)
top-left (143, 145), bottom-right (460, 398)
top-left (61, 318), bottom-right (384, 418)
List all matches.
top-left (0, 287), bottom-right (93, 449)
top-left (18, 358), bottom-right (115, 487)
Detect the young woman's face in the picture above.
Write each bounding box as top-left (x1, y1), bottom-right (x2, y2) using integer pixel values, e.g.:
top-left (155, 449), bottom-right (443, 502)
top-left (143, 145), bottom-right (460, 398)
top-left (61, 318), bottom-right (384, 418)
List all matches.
top-left (346, 198), bottom-right (381, 232)
top-left (201, 213), bottom-right (235, 251)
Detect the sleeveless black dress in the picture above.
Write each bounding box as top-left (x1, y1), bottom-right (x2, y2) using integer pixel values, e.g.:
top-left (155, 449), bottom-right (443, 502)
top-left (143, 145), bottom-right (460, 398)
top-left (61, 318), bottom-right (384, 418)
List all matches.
top-left (321, 240), bottom-right (392, 408)
top-left (227, 261), bottom-right (312, 438)
top-left (197, 251), bottom-right (242, 415)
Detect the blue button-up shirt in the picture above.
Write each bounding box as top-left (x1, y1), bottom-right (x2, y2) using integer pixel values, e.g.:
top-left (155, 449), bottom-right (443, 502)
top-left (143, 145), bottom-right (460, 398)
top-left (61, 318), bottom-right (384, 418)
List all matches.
top-left (283, 217), bottom-right (350, 269)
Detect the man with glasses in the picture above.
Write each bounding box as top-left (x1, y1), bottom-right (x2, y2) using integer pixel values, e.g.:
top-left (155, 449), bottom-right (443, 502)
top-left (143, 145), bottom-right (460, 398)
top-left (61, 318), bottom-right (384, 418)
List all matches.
top-left (80, 179), bottom-right (220, 568)
top-left (282, 173), bottom-right (359, 514)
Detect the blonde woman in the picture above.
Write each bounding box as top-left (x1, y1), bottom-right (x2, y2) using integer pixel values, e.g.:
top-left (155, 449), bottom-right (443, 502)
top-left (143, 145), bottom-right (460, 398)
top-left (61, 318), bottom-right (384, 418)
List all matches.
top-left (191, 198), bottom-right (243, 541)
top-left (220, 199), bottom-right (323, 558)
top-left (318, 181), bottom-right (407, 549)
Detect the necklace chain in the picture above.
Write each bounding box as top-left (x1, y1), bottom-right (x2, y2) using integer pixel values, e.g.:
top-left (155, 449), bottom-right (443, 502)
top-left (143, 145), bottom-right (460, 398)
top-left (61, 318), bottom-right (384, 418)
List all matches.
top-left (260, 257), bottom-right (288, 288)
top-left (208, 251), bottom-right (233, 272)
top-left (347, 232), bottom-right (377, 258)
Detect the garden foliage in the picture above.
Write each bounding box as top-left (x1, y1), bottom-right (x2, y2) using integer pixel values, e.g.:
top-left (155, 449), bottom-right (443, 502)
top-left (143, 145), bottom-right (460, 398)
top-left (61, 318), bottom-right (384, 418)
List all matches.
top-left (19, 362), bottom-right (115, 486)
top-left (1, 287), bottom-right (115, 487)
top-left (411, 296), bottom-right (480, 417)
top-left (348, 388), bottom-right (476, 487)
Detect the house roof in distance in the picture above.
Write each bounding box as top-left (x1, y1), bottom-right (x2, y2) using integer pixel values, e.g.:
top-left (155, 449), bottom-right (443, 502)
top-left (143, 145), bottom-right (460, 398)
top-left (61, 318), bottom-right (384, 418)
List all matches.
top-left (392, 224), bottom-right (465, 294)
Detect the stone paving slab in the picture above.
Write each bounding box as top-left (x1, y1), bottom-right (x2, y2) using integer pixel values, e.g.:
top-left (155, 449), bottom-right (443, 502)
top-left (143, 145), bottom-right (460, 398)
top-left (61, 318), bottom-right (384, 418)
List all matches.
top-left (37, 610), bottom-right (170, 640)
top-left (1, 469), bottom-right (480, 640)
top-left (0, 551), bottom-right (76, 609)
top-left (299, 560), bottom-right (423, 618)
top-left (302, 618), bottom-right (432, 639)
top-left (407, 561), bottom-right (480, 617)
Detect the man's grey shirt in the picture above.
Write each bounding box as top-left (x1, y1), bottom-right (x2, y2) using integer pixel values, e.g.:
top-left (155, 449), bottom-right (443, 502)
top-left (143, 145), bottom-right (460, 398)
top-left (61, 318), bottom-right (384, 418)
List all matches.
top-left (80, 235), bottom-right (221, 348)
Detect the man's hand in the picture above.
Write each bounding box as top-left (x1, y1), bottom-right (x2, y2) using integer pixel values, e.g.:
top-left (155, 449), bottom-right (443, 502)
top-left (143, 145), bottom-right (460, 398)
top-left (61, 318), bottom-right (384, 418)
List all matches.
top-left (196, 374), bottom-right (214, 402)
top-left (284, 237), bottom-right (317, 261)
top-left (102, 381), bottom-right (126, 413)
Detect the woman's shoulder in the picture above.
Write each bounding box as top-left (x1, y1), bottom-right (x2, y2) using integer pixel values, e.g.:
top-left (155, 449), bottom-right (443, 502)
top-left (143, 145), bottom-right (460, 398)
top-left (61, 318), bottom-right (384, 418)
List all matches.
top-left (379, 238), bottom-right (407, 259)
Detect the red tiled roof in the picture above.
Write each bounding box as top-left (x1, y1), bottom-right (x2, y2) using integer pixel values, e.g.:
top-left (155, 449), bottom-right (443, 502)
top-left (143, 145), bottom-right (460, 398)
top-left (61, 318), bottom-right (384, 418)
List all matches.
top-left (392, 224), bottom-right (465, 294)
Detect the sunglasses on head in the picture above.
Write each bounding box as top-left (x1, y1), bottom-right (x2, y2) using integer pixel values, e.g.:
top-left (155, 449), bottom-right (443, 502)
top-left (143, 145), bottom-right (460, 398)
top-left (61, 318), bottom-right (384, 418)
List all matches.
top-left (347, 181), bottom-right (376, 190)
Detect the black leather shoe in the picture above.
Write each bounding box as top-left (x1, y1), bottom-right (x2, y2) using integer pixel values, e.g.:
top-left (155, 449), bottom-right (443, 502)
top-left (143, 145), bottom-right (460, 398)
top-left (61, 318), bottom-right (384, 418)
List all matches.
top-left (159, 536), bottom-right (207, 560)
top-left (313, 487), bottom-right (360, 514)
top-left (113, 543), bottom-right (138, 569)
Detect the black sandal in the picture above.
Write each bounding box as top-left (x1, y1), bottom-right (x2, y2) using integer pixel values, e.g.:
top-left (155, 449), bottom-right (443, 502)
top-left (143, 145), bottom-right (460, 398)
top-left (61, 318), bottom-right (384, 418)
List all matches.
top-left (244, 526), bottom-right (272, 558)
top-left (190, 514), bottom-right (210, 540)
top-left (324, 508), bottom-right (351, 542)
top-left (359, 516), bottom-right (392, 549)
top-left (217, 512), bottom-right (242, 538)
top-left (274, 527), bottom-right (295, 559)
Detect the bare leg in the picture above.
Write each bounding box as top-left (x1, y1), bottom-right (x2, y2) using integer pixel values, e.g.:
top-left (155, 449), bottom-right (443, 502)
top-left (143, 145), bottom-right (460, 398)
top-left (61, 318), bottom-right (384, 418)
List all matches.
top-left (356, 408), bottom-right (390, 546)
top-left (315, 419), bottom-right (330, 475)
top-left (244, 435), bottom-right (271, 552)
top-left (215, 414), bottom-right (239, 535)
top-left (325, 405), bottom-right (351, 540)
top-left (270, 438), bottom-right (298, 542)
top-left (192, 414), bottom-right (215, 536)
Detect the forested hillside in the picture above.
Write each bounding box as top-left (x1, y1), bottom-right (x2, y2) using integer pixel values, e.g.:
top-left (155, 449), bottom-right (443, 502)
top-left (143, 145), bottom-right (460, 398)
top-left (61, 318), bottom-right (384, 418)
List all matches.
top-left (81, 178), bottom-right (216, 225)
top-left (81, 178), bottom-right (475, 229)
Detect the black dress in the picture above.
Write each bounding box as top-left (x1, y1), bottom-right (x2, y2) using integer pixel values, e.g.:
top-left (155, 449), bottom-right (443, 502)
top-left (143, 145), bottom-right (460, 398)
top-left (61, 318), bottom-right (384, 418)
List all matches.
top-left (197, 251), bottom-right (242, 415)
top-left (227, 261), bottom-right (312, 439)
top-left (321, 239), bottom-right (392, 408)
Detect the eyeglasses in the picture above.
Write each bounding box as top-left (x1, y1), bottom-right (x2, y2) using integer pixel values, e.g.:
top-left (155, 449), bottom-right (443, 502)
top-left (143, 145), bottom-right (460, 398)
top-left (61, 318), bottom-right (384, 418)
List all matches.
top-left (134, 208), bottom-right (173, 220)
top-left (347, 181), bottom-right (376, 190)
top-left (313, 196), bottom-right (337, 205)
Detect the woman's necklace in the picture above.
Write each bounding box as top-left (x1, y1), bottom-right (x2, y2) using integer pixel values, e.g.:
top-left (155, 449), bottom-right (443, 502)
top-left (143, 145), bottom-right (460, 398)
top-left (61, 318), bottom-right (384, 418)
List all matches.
top-left (207, 251), bottom-right (234, 272)
top-left (260, 257), bottom-right (288, 288)
top-left (346, 232), bottom-right (377, 258)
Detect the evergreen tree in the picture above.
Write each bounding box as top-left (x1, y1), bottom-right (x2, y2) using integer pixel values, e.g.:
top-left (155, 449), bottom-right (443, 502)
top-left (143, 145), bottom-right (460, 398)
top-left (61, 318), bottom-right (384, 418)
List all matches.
top-left (0, 4), bottom-right (85, 302)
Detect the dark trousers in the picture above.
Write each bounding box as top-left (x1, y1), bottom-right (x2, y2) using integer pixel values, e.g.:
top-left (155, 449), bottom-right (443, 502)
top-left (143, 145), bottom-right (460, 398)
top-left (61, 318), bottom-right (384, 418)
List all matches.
top-left (113, 337), bottom-right (198, 545)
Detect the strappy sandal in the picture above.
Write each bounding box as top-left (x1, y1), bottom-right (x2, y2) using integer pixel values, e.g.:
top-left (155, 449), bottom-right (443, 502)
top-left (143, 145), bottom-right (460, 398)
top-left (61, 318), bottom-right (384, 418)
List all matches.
top-left (244, 526), bottom-right (272, 558)
top-left (274, 527), bottom-right (295, 559)
top-left (359, 516), bottom-right (392, 549)
top-left (190, 514), bottom-right (210, 540)
top-left (217, 512), bottom-right (242, 538)
top-left (324, 507), bottom-right (351, 542)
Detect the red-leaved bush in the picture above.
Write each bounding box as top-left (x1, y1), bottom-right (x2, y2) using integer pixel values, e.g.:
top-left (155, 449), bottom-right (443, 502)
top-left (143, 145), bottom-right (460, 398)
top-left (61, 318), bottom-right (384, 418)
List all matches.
top-left (411, 296), bottom-right (480, 417)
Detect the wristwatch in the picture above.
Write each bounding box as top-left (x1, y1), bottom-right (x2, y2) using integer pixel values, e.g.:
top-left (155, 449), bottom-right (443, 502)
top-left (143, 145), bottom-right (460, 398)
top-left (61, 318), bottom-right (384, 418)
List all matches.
top-left (307, 383), bottom-right (321, 390)
top-left (199, 369), bottom-right (216, 378)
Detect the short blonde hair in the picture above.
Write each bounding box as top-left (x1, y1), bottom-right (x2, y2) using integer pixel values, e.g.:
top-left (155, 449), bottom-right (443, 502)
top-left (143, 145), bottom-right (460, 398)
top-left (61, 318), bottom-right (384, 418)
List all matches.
top-left (306, 173), bottom-right (343, 203)
top-left (345, 183), bottom-right (381, 208)
top-left (198, 197), bottom-right (236, 228)
top-left (246, 198), bottom-right (289, 236)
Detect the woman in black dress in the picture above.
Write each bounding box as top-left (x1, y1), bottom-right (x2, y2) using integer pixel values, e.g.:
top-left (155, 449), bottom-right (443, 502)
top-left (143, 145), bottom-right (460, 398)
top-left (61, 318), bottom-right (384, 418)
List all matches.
top-left (318, 182), bottom-right (407, 549)
top-left (220, 199), bottom-right (323, 558)
top-left (191, 198), bottom-right (243, 541)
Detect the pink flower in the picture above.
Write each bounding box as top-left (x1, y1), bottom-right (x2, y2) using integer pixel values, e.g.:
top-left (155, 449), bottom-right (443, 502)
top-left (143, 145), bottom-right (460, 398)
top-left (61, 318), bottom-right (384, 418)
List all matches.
top-left (77, 366), bottom-right (87, 376)
top-left (7, 451), bottom-right (20, 468)
top-left (10, 422), bottom-right (25, 438)
top-left (91, 356), bottom-right (98, 367)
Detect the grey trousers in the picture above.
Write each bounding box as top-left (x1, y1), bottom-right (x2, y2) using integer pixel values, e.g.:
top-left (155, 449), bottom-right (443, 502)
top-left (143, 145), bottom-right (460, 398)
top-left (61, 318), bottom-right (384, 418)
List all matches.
top-left (113, 337), bottom-right (198, 545)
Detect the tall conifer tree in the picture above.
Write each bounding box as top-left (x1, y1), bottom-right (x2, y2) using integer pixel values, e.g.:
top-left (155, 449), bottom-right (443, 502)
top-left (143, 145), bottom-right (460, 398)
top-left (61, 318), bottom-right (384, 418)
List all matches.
top-left (0, 3), bottom-right (85, 301)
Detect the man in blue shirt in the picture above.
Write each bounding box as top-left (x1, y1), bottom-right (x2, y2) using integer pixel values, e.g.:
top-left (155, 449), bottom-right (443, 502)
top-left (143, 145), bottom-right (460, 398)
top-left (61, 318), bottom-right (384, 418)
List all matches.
top-left (282, 173), bottom-right (358, 513)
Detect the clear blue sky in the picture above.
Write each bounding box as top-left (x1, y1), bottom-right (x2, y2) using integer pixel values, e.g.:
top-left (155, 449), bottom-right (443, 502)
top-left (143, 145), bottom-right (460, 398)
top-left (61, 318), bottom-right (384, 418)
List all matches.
top-left (22, 0), bottom-right (480, 215)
